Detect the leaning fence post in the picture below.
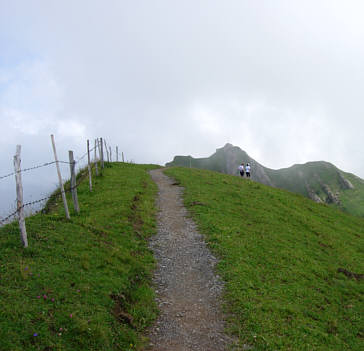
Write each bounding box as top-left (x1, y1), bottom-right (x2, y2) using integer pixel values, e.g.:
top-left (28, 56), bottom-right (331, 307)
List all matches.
top-left (68, 150), bottom-right (80, 213)
top-left (100, 137), bottom-right (104, 169)
top-left (14, 145), bottom-right (28, 248)
top-left (116, 146), bottom-right (118, 162)
top-left (87, 140), bottom-right (92, 191)
top-left (50, 134), bottom-right (70, 219)
top-left (94, 139), bottom-right (99, 176)
top-left (109, 146), bottom-right (112, 162)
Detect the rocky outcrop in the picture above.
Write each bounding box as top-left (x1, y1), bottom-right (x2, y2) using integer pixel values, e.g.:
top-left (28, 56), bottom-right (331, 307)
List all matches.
top-left (306, 185), bottom-right (323, 203)
top-left (338, 172), bottom-right (354, 190)
top-left (222, 144), bottom-right (241, 175)
top-left (253, 164), bottom-right (274, 186)
top-left (322, 184), bottom-right (340, 204)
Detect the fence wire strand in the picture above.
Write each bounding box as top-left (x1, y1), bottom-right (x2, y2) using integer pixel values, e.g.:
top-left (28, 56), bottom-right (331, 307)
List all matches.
top-left (0, 160), bottom-right (98, 225)
top-left (0, 134), bottom-right (110, 226)
top-left (0, 209), bottom-right (19, 225)
top-left (0, 160), bottom-right (72, 181)
top-left (1, 143), bottom-right (101, 181)
top-left (76, 145), bottom-right (97, 162)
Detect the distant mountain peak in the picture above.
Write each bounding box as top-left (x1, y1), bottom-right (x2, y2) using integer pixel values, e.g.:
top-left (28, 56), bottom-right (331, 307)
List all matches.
top-left (166, 144), bottom-right (364, 217)
top-left (216, 143), bottom-right (235, 152)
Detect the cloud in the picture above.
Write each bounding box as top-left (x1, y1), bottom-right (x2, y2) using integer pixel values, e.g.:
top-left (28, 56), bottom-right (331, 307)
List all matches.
top-left (1, 0), bottom-right (364, 215)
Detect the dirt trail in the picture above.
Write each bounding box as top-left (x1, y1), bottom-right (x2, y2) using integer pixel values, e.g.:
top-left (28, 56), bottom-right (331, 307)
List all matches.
top-left (147, 169), bottom-right (232, 351)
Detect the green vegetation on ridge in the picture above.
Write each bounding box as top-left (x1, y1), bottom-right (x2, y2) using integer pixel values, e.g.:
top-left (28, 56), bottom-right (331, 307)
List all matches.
top-left (0, 163), bottom-right (159, 351)
top-left (165, 167), bottom-right (364, 350)
top-left (267, 161), bottom-right (364, 217)
top-left (166, 144), bottom-right (364, 218)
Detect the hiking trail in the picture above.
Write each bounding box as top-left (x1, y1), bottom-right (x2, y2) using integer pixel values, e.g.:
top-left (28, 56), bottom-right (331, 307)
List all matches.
top-left (147, 168), bottom-right (232, 351)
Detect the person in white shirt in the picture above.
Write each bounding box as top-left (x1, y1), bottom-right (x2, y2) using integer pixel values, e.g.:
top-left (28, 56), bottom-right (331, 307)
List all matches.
top-left (245, 163), bottom-right (251, 178)
top-left (238, 163), bottom-right (245, 177)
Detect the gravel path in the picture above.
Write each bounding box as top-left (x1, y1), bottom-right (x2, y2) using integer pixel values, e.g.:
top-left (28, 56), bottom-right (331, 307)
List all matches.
top-left (147, 169), bottom-right (232, 351)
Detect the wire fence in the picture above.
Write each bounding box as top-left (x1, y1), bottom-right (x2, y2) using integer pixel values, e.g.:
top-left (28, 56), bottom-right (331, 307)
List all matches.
top-left (76, 145), bottom-right (97, 163)
top-left (0, 161), bottom-right (73, 181)
top-left (0, 137), bottom-right (123, 235)
top-left (0, 163), bottom-right (79, 225)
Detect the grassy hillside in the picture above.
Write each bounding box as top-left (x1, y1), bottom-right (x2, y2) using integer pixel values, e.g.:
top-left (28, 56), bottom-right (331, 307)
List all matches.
top-left (267, 162), bottom-right (364, 217)
top-left (165, 167), bottom-right (364, 350)
top-left (166, 145), bottom-right (364, 218)
top-left (336, 173), bottom-right (364, 217)
top-left (0, 163), bottom-right (159, 351)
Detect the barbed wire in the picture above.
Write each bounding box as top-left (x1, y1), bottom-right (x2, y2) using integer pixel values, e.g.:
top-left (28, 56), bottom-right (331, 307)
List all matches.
top-left (0, 161), bottom-right (97, 226)
top-left (0, 209), bottom-right (19, 225)
top-left (76, 145), bottom-right (97, 163)
top-left (0, 193), bottom-right (58, 225)
top-left (0, 135), bottom-right (118, 228)
top-left (0, 160), bottom-right (72, 181)
top-left (23, 195), bottom-right (55, 208)
top-left (1, 144), bottom-right (103, 182)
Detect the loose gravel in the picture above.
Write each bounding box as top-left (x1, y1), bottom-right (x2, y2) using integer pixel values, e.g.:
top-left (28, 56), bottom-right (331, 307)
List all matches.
top-left (147, 169), bottom-right (233, 351)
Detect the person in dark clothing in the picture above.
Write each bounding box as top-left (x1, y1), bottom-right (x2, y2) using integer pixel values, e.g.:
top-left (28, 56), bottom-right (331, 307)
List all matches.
top-left (238, 163), bottom-right (245, 177)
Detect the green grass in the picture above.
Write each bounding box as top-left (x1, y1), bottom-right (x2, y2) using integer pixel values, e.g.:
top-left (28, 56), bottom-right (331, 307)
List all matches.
top-left (268, 163), bottom-right (364, 218)
top-left (339, 174), bottom-right (364, 218)
top-left (166, 148), bottom-right (364, 218)
top-left (0, 163), bottom-right (159, 351)
top-left (164, 167), bottom-right (364, 350)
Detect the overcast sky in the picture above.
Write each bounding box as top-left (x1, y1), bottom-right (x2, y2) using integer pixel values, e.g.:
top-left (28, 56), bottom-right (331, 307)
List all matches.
top-left (1, 0), bottom-right (364, 216)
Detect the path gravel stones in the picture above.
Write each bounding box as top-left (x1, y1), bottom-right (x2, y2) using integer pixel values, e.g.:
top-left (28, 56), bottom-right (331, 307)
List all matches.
top-left (147, 169), bottom-right (232, 351)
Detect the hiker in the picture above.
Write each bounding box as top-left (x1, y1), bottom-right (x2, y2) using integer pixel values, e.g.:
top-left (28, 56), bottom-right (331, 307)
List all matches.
top-left (238, 163), bottom-right (245, 177)
top-left (245, 163), bottom-right (251, 178)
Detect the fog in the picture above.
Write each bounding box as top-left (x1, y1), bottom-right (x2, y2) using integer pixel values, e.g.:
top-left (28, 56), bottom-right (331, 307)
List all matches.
top-left (1, 0), bottom-right (364, 217)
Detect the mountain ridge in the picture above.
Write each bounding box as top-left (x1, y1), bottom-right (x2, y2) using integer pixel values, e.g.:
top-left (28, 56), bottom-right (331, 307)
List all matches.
top-left (166, 143), bottom-right (364, 217)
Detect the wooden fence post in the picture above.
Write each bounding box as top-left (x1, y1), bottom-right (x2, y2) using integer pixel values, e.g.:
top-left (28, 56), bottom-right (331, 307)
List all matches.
top-left (104, 139), bottom-right (110, 162)
top-left (122, 152), bottom-right (125, 163)
top-left (100, 137), bottom-right (104, 169)
top-left (104, 139), bottom-right (107, 162)
top-left (14, 145), bottom-right (28, 248)
top-left (94, 139), bottom-right (99, 176)
top-left (109, 146), bottom-right (112, 162)
top-left (116, 146), bottom-right (118, 162)
top-left (68, 150), bottom-right (80, 213)
top-left (50, 134), bottom-right (70, 219)
top-left (87, 139), bottom-right (92, 191)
